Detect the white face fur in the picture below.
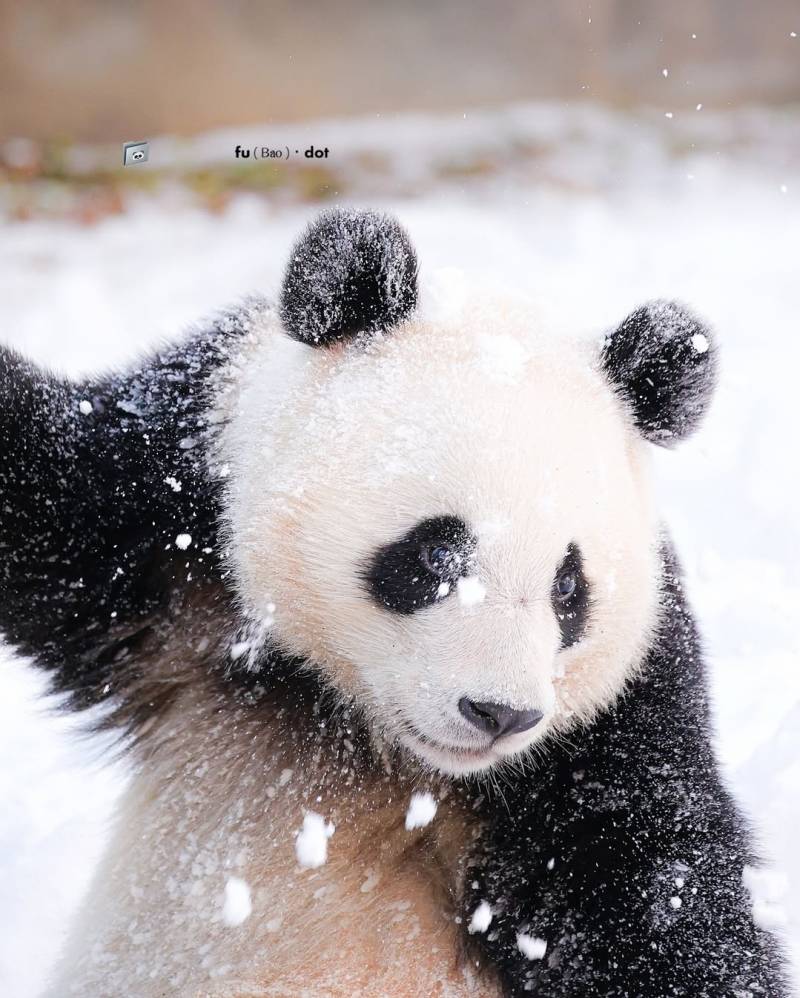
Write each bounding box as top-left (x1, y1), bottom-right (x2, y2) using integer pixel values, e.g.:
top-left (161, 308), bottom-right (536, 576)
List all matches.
top-left (219, 286), bottom-right (662, 776)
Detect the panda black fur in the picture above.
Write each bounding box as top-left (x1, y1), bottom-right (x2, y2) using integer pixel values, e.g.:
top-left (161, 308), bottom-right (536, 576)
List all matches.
top-left (0, 309), bottom-right (249, 712)
top-left (0, 210), bottom-right (788, 997)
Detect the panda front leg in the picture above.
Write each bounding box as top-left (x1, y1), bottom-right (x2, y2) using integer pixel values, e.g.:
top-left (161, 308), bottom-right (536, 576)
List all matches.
top-left (0, 308), bottom-right (256, 709)
top-left (462, 562), bottom-right (789, 997)
top-left (467, 800), bottom-right (785, 996)
top-left (0, 343), bottom-right (100, 687)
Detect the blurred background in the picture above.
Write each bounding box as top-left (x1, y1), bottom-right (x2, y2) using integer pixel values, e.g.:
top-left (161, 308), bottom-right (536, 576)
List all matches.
top-left (0, 2), bottom-right (798, 996)
top-left (1, 0), bottom-right (800, 140)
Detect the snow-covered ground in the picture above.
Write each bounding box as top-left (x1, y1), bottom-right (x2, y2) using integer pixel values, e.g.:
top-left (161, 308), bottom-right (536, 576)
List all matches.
top-left (0, 103), bottom-right (798, 996)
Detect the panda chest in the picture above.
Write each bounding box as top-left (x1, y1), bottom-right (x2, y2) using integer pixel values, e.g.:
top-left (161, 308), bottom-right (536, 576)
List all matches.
top-left (239, 784), bottom-right (499, 997)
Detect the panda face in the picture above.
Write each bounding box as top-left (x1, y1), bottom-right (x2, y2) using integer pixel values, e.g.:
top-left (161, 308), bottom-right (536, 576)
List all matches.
top-left (220, 295), bottom-right (661, 775)
top-left (219, 210), bottom-right (715, 776)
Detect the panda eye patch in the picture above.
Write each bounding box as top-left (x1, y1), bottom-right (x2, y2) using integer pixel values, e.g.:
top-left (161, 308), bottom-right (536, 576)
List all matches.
top-left (552, 543), bottom-right (590, 648)
top-left (363, 516), bottom-right (475, 615)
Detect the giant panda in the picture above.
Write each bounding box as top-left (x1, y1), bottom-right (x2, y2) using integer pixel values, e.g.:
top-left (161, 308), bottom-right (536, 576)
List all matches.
top-left (0, 209), bottom-right (788, 998)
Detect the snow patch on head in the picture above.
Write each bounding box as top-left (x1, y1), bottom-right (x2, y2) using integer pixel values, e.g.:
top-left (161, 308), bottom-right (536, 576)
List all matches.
top-left (477, 332), bottom-right (529, 384)
top-left (457, 576), bottom-right (487, 607)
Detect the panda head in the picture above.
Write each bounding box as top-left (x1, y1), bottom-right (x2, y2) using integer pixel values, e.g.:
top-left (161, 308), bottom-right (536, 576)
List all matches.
top-left (221, 209), bottom-right (717, 776)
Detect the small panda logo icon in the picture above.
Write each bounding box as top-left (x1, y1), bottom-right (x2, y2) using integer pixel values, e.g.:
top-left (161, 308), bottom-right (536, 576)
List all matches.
top-left (123, 141), bottom-right (150, 166)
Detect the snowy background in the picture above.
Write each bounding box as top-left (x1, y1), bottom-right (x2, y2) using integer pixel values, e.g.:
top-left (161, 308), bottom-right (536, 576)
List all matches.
top-left (0, 103), bottom-right (798, 996)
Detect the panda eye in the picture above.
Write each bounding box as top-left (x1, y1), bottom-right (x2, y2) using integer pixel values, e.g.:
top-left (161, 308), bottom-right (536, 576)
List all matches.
top-left (421, 543), bottom-right (458, 577)
top-left (551, 543), bottom-right (590, 648)
top-left (555, 570), bottom-right (577, 601)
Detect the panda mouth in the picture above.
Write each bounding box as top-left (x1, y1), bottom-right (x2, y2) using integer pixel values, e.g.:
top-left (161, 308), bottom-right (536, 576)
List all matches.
top-left (399, 723), bottom-right (499, 772)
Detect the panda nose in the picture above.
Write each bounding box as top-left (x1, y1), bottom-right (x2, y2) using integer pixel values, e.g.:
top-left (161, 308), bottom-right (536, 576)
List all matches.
top-left (458, 697), bottom-right (544, 739)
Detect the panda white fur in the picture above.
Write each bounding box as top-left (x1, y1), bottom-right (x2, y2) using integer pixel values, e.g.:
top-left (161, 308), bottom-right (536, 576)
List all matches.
top-left (0, 210), bottom-right (788, 996)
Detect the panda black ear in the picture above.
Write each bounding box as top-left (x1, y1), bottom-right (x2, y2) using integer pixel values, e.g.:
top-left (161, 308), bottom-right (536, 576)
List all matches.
top-left (600, 300), bottom-right (717, 446)
top-left (279, 208), bottom-right (418, 346)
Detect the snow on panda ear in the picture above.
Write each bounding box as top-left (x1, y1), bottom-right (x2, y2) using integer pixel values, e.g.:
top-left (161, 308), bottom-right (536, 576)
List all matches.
top-left (600, 299), bottom-right (718, 446)
top-left (279, 208), bottom-right (418, 346)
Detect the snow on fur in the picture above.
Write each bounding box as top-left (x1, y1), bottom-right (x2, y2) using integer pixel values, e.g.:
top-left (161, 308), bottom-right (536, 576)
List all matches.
top-left (517, 934), bottom-right (547, 960)
top-left (457, 576), bottom-right (486, 607)
top-left (280, 209), bottom-right (418, 346)
top-left (295, 812), bottom-right (335, 869)
top-left (405, 792), bottom-right (438, 830)
top-left (468, 901), bottom-right (493, 934)
top-left (221, 877), bottom-right (252, 927)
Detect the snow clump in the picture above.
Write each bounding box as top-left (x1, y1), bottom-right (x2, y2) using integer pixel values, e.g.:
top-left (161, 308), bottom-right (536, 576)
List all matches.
top-left (517, 933), bottom-right (547, 960)
top-left (295, 812), bottom-right (335, 869)
top-left (405, 792), bottom-right (438, 830)
top-left (468, 901), bottom-right (493, 934)
top-left (457, 576), bottom-right (486, 607)
top-left (221, 877), bottom-right (252, 927)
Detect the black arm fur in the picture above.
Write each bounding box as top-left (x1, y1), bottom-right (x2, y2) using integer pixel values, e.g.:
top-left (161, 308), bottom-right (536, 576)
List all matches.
top-left (464, 547), bottom-right (788, 997)
top-left (0, 301), bottom-right (262, 709)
